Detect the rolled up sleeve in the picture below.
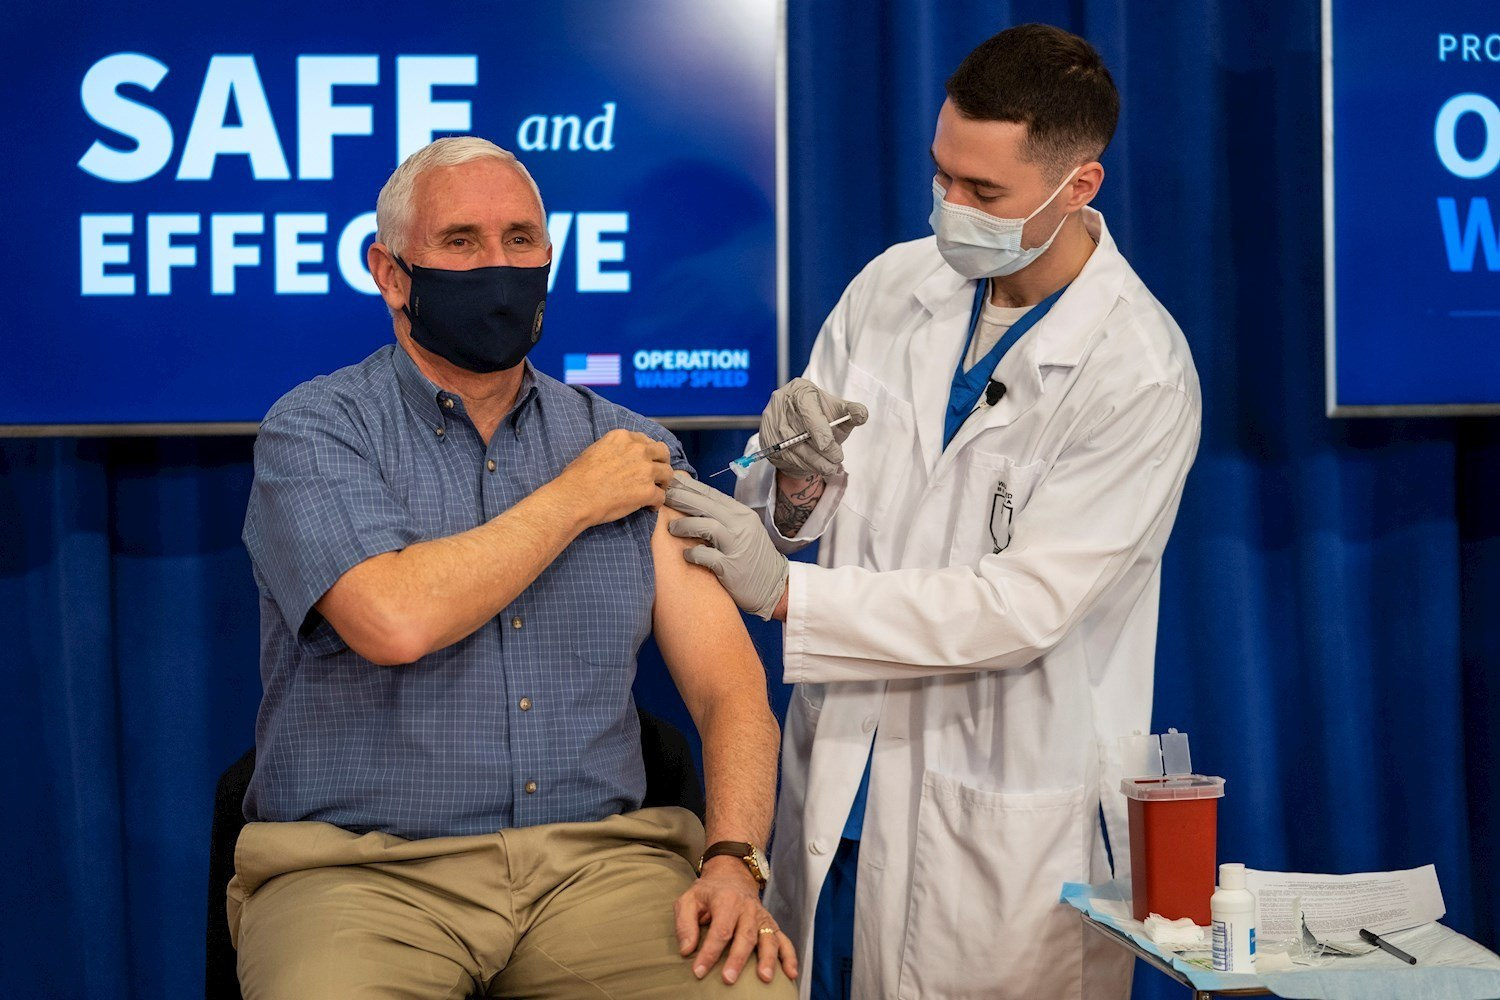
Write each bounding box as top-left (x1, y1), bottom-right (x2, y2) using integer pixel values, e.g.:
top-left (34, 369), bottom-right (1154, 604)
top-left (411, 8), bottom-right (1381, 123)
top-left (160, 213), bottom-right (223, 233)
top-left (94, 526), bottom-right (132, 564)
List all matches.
top-left (244, 405), bottom-right (421, 654)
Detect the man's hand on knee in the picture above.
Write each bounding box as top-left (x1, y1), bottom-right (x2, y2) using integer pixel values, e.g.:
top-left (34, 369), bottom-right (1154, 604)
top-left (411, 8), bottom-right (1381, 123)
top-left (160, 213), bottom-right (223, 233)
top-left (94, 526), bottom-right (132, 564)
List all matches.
top-left (673, 866), bottom-right (798, 986)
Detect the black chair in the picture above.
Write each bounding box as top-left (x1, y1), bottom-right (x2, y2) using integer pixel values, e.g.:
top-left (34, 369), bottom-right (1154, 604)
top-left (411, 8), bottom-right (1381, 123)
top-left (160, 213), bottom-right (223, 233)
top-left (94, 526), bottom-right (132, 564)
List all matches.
top-left (205, 708), bottom-right (704, 1000)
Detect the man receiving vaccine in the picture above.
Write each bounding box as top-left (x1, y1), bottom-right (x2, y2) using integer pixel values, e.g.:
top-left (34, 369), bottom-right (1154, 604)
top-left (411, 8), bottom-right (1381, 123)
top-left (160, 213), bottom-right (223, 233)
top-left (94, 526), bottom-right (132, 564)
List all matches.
top-left (665, 23), bottom-right (1202, 999)
top-left (234, 136), bottom-right (797, 999)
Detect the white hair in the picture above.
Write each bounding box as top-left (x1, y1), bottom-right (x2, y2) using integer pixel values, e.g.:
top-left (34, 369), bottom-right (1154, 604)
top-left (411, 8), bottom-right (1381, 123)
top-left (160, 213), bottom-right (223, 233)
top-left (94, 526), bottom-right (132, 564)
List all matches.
top-left (375, 136), bottom-right (546, 258)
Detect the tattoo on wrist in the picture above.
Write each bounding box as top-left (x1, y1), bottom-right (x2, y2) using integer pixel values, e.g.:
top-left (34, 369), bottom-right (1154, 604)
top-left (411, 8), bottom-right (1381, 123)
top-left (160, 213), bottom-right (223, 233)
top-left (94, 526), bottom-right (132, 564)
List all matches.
top-left (774, 475), bottom-right (825, 537)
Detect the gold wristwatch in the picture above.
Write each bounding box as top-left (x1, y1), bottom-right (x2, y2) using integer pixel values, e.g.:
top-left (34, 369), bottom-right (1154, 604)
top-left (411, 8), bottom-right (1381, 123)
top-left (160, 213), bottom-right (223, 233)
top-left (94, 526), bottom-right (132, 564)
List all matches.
top-left (697, 841), bottom-right (770, 888)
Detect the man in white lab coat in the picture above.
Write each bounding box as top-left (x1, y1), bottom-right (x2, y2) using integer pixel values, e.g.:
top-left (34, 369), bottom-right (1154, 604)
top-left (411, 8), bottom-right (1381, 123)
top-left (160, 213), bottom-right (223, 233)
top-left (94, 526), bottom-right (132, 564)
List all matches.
top-left (665, 23), bottom-right (1201, 1000)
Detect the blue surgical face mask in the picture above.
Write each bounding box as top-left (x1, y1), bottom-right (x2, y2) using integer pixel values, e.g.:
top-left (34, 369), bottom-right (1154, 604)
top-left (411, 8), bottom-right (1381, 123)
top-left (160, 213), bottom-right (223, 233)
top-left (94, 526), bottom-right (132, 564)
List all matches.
top-left (396, 257), bottom-right (550, 373)
top-left (928, 167), bottom-right (1079, 279)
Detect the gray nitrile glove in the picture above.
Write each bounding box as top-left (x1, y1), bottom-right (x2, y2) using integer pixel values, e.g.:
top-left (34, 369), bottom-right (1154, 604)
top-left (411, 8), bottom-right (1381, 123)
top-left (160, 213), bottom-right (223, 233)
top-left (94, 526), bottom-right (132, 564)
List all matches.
top-left (760, 378), bottom-right (869, 478)
top-left (664, 473), bottom-right (789, 620)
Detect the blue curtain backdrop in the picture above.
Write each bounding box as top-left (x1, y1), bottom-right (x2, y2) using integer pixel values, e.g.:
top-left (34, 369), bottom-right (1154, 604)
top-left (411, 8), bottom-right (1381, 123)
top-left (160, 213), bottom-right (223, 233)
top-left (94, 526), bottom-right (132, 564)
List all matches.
top-left (4, 2), bottom-right (1499, 997)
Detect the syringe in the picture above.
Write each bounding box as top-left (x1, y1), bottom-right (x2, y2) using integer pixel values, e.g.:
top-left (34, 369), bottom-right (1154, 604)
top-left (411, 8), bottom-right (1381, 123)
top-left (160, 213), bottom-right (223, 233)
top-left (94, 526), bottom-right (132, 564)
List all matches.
top-left (710, 414), bottom-right (854, 478)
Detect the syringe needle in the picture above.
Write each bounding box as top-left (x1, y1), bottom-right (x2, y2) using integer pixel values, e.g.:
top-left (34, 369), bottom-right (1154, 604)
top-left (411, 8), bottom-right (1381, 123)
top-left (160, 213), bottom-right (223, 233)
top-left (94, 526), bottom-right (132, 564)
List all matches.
top-left (708, 413), bottom-right (855, 480)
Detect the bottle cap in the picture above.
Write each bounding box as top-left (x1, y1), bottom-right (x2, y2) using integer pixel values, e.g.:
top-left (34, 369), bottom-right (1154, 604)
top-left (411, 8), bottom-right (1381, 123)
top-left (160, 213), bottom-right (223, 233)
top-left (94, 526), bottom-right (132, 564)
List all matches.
top-left (1219, 862), bottom-right (1246, 890)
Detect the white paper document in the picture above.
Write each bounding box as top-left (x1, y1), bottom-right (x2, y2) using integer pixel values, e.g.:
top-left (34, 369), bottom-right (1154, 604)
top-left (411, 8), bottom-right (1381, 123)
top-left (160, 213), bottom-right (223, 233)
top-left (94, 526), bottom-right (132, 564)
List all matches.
top-left (1246, 865), bottom-right (1446, 946)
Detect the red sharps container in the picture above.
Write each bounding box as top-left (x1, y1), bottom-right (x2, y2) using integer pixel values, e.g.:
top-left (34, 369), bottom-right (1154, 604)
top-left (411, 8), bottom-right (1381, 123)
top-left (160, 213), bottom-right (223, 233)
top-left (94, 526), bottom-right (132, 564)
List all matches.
top-left (1118, 730), bottom-right (1224, 926)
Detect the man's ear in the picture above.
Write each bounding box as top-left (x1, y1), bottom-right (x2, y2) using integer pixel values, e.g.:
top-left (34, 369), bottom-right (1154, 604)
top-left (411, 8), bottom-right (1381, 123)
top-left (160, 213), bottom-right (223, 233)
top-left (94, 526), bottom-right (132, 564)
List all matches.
top-left (1066, 162), bottom-right (1105, 212)
top-left (368, 242), bottom-right (409, 315)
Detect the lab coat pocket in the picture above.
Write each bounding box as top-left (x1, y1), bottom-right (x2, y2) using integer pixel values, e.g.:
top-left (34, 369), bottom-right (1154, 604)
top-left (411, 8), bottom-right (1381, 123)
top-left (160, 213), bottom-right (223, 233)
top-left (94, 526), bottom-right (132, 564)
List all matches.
top-left (948, 452), bottom-right (1046, 566)
top-left (837, 362), bottom-right (915, 530)
top-left (898, 771), bottom-right (1086, 1000)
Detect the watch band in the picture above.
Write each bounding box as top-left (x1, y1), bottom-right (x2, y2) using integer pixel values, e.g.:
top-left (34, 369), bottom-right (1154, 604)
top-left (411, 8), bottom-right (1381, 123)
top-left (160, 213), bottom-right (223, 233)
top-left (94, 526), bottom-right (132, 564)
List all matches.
top-left (698, 840), bottom-right (767, 887)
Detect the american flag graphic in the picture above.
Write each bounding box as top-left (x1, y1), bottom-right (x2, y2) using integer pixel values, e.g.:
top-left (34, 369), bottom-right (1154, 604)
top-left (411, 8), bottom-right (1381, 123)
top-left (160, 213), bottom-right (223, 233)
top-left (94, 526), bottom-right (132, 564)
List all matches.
top-left (562, 353), bottom-right (621, 386)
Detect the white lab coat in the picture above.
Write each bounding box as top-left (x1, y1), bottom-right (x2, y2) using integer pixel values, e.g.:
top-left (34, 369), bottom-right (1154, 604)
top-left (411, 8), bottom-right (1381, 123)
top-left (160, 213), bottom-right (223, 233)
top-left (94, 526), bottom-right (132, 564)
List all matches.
top-left (740, 209), bottom-right (1200, 1000)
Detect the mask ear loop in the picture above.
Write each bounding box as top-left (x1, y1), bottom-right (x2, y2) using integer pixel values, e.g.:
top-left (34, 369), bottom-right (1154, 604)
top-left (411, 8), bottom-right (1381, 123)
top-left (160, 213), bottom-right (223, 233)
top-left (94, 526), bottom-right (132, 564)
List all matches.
top-left (1021, 166), bottom-right (1082, 224)
top-left (1014, 167), bottom-right (1082, 253)
top-left (392, 254), bottom-right (417, 322)
top-left (1029, 205), bottom-right (1074, 251)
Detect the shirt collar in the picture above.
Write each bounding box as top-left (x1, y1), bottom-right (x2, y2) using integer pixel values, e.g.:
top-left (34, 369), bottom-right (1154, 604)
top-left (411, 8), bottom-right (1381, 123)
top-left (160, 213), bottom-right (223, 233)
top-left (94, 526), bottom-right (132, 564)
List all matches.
top-left (391, 343), bottom-right (540, 436)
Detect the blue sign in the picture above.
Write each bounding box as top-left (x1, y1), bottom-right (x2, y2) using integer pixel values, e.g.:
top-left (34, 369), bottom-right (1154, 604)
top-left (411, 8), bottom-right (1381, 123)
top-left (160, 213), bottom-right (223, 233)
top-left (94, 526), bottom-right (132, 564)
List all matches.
top-left (2, 0), bottom-right (781, 430)
top-left (1326, 0), bottom-right (1500, 414)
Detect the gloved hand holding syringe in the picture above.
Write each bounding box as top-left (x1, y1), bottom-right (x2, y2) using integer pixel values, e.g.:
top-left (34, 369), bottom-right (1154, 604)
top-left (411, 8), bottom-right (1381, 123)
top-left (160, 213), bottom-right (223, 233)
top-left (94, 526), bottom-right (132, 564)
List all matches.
top-left (713, 377), bottom-right (870, 480)
top-left (711, 414), bottom-right (855, 479)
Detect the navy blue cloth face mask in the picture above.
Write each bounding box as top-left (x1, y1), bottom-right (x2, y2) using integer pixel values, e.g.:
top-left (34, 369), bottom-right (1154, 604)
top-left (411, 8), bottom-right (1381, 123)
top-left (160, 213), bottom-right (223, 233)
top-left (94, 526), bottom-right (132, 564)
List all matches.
top-left (395, 256), bottom-right (551, 373)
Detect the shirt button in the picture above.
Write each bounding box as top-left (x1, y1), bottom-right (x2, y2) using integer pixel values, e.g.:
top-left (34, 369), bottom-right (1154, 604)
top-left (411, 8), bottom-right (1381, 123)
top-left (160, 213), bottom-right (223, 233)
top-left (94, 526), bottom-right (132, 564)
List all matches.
top-left (519, 697), bottom-right (532, 711)
top-left (524, 780), bottom-right (538, 794)
top-left (434, 427), bottom-right (445, 438)
top-left (862, 717), bottom-right (877, 733)
top-left (809, 839), bottom-right (827, 855)
top-left (443, 397), bottom-right (454, 409)
top-left (487, 459), bottom-right (497, 472)
top-left (511, 616), bottom-right (523, 629)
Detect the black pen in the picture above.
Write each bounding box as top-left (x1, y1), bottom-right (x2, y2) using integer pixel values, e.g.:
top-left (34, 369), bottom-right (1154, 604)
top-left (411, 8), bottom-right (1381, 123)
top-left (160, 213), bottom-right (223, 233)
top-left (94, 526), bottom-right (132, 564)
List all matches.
top-left (1359, 928), bottom-right (1418, 965)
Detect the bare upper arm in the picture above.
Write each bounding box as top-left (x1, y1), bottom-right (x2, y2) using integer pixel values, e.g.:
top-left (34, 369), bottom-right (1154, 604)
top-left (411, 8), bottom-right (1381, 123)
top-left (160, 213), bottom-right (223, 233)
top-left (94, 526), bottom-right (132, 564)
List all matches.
top-left (651, 507), bottom-right (767, 723)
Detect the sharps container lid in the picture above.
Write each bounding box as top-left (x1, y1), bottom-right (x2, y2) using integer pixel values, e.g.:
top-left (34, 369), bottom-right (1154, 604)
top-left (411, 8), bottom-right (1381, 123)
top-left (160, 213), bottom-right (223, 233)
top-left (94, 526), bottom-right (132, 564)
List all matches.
top-left (1119, 774), bottom-right (1226, 800)
top-left (1160, 728), bottom-right (1192, 776)
top-left (1118, 728), bottom-right (1203, 784)
top-left (1119, 732), bottom-right (1164, 779)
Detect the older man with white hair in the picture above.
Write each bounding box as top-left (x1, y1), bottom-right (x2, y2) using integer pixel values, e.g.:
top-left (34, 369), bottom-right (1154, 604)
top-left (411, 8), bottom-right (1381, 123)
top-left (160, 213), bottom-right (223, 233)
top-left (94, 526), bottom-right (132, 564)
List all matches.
top-left (230, 136), bottom-right (798, 999)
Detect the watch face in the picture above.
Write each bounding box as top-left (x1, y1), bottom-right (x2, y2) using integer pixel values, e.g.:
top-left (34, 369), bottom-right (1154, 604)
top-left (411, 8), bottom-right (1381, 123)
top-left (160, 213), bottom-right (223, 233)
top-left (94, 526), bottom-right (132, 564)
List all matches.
top-left (750, 846), bottom-right (771, 881)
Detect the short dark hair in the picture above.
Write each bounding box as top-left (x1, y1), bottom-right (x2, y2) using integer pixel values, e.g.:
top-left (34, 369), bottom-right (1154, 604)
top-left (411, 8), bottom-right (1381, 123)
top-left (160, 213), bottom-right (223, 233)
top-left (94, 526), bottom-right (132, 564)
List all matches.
top-left (945, 24), bottom-right (1120, 177)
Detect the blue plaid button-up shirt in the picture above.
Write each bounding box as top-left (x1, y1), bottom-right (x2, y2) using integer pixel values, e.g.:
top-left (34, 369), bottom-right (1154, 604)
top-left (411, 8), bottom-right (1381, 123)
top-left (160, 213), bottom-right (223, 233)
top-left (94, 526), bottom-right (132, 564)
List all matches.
top-left (242, 344), bottom-right (691, 840)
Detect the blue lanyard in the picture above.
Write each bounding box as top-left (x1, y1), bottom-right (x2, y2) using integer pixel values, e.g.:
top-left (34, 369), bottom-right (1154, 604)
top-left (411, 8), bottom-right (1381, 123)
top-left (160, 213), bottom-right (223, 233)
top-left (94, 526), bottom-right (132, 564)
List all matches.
top-left (943, 280), bottom-right (1067, 448)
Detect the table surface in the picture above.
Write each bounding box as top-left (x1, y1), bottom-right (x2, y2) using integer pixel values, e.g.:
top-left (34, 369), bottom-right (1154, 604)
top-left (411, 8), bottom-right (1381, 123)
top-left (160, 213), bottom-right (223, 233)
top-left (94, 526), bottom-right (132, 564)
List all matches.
top-left (1078, 909), bottom-right (1274, 999)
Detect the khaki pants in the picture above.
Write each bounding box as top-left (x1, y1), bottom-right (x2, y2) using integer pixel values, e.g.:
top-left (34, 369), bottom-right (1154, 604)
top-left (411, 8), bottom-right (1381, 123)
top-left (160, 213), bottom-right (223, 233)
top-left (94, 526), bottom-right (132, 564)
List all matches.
top-left (228, 807), bottom-right (796, 1000)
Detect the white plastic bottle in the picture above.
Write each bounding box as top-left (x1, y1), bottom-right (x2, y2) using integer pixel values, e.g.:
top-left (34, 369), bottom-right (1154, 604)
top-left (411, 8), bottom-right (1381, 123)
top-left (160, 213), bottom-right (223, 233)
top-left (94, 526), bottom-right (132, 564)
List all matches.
top-left (1211, 862), bottom-right (1257, 972)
